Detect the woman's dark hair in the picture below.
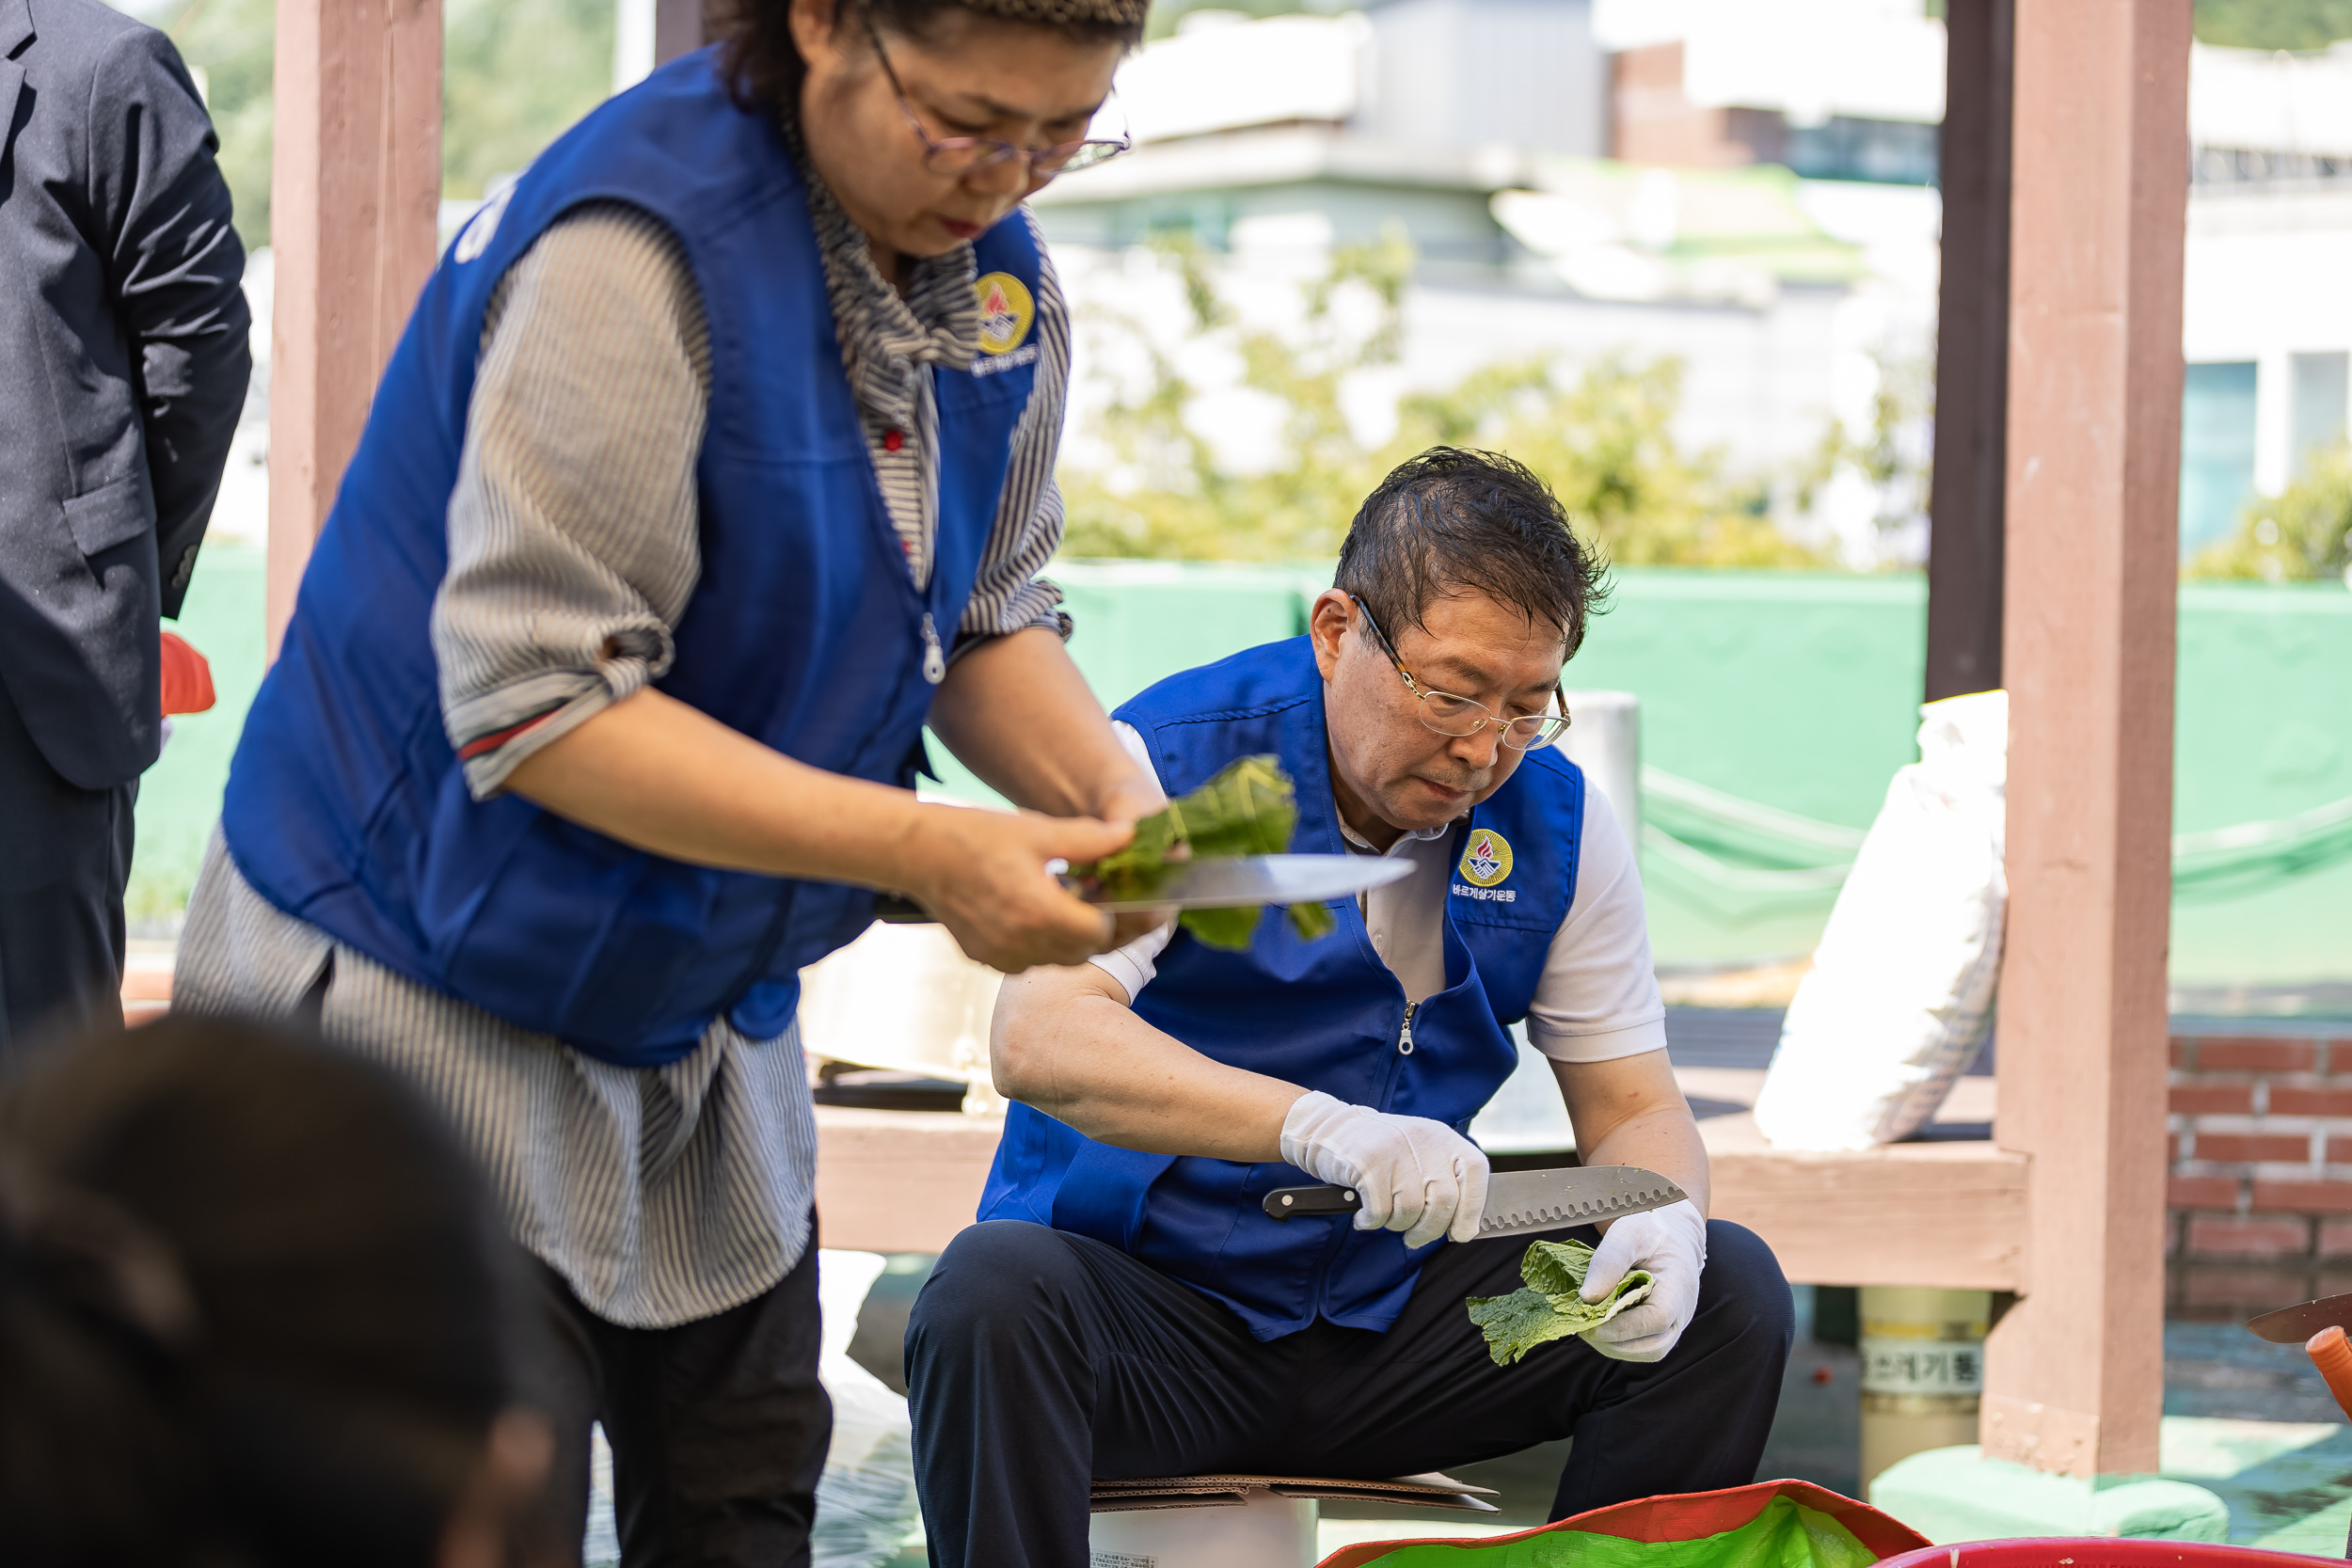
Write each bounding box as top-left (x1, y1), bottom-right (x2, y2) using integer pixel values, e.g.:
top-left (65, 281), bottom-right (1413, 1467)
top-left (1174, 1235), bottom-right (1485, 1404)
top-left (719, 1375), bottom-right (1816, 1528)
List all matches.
top-left (713, 0), bottom-right (1150, 121)
top-left (1334, 446), bottom-right (1612, 659)
top-left (0, 1018), bottom-right (517, 1568)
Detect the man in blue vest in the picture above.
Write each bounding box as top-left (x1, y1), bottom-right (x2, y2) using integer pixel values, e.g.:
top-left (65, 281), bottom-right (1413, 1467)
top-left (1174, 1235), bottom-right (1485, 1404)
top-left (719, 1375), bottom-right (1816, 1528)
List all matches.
top-left (906, 449), bottom-right (1792, 1565)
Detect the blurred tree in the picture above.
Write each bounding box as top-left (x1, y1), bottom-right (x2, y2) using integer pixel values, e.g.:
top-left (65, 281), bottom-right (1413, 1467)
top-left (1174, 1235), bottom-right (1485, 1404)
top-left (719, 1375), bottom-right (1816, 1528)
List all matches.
top-left (1143, 0), bottom-right (1347, 40)
top-left (441, 0), bottom-right (614, 199)
top-left (149, 0), bottom-right (275, 246)
top-left (2193, 0), bottom-right (2352, 48)
top-left (2187, 442), bottom-right (2352, 582)
top-left (1057, 238), bottom-right (1825, 566)
top-left (137, 0), bottom-right (615, 245)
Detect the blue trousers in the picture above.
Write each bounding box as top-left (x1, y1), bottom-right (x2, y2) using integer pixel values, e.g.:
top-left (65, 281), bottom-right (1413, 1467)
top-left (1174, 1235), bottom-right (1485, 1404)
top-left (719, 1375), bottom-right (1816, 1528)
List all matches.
top-left (907, 1216), bottom-right (1793, 1568)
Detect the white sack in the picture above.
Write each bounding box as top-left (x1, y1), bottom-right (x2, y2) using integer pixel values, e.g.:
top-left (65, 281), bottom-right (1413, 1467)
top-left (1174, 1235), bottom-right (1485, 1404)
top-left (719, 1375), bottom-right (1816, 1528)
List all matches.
top-left (1752, 689), bottom-right (2008, 1151)
top-left (813, 1250), bottom-right (921, 1568)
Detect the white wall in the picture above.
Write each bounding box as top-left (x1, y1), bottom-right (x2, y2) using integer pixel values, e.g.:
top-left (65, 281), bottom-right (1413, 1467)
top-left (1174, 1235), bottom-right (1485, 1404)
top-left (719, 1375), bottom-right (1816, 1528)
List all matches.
top-left (2183, 186), bottom-right (2352, 496)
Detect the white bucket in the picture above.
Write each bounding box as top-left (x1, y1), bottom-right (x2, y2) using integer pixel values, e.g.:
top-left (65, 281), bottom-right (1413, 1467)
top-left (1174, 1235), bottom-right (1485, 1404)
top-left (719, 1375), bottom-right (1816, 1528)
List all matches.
top-left (1087, 1493), bottom-right (1319, 1568)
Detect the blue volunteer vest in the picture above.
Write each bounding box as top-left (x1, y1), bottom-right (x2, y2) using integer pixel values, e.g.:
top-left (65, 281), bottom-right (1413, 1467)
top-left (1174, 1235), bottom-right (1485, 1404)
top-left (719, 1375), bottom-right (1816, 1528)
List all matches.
top-left (219, 49), bottom-right (1045, 1066)
top-left (977, 637), bottom-right (1587, 1339)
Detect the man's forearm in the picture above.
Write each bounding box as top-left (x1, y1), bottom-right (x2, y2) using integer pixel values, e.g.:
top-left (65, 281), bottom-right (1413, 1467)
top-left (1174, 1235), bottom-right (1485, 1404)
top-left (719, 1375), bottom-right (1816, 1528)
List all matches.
top-left (930, 628), bottom-right (1161, 821)
top-left (1576, 1102), bottom-right (1711, 1217)
top-left (993, 969), bottom-right (1301, 1161)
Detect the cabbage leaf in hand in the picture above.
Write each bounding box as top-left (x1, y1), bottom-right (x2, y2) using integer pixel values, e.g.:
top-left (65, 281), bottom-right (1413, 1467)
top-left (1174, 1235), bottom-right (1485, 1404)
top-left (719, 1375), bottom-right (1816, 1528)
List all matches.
top-left (1466, 1237), bottom-right (1654, 1366)
top-left (1070, 754), bottom-right (1336, 949)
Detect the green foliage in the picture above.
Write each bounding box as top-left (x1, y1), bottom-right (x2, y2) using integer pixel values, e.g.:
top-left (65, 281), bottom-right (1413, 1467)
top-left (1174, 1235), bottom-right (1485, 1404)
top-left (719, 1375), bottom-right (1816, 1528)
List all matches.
top-left (1142, 0), bottom-right (1347, 41)
top-left (1057, 235), bottom-right (1826, 569)
top-left (1072, 754), bottom-right (1336, 947)
top-left (150, 0), bottom-right (276, 246)
top-left (141, 0), bottom-right (614, 245)
top-left (1465, 1238), bottom-right (1653, 1367)
top-left (2186, 441), bottom-right (2352, 582)
top-left (1794, 349), bottom-right (1933, 552)
top-left (2194, 0), bottom-right (2352, 49)
top-left (441, 0), bottom-right (616, 200)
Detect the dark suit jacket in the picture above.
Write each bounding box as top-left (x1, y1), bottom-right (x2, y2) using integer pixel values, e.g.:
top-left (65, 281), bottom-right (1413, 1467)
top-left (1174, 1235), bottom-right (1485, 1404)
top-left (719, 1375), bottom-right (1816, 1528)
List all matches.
top-left (0, 0), bottom-right (248, 790)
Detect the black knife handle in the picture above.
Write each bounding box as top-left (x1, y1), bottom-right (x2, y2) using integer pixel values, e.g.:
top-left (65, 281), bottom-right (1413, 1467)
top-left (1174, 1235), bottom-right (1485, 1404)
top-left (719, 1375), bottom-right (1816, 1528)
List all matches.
top-left (872, 894), bottom-right (934, 924)
top-left (1263, 1184), bottom-right (1360, 1221)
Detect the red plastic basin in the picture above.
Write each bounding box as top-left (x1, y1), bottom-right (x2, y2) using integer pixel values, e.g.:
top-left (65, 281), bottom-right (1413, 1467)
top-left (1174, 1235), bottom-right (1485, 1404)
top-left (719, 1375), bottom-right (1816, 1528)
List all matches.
top-left (1879, 1540), bottom-right (2343, 1568)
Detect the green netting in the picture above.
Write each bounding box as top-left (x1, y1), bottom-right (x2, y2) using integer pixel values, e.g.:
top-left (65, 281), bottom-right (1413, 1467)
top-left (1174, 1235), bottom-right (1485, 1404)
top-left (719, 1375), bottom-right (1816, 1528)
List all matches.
top-left (1347, 1496), bottom-right (1882, 1568)
top-left (1641, 761), bottom-right (2352, 914)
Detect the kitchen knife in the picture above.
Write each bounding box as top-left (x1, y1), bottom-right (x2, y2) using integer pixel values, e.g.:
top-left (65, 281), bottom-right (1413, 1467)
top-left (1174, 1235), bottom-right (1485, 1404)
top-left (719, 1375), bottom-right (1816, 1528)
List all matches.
top-left (874, 853), bottom-right (1415, 923)
top-left (2247, 1291), bottom-right (2352, 1344)
top-left (1082, 852), bottom-right (1415, 911)
top-left (1262, 1164), bottom-right (1690, 1241)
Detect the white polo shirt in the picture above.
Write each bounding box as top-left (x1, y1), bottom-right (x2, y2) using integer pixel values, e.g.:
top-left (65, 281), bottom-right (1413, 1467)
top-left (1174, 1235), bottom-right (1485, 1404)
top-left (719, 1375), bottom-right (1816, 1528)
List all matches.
top-left (1089, 723), bottom-right (1670, 1064)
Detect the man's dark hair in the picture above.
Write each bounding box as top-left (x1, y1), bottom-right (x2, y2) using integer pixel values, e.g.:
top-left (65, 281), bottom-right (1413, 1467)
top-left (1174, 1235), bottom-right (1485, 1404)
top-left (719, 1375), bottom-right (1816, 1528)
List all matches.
top-left (1334, 447), bottom-right (1609, 658)
top-left (714, 0), bottom-right (1149, 121)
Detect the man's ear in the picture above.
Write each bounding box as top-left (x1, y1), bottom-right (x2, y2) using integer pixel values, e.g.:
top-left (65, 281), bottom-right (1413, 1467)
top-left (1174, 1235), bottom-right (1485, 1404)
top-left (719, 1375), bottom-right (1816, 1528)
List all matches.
top-left (1308, 590), bottom-right (1354, 681)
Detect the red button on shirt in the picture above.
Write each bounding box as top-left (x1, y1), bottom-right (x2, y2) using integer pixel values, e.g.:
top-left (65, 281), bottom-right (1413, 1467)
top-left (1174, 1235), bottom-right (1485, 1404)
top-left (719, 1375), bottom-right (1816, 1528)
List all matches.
top-left (882, 428), bottom-right (905, 452)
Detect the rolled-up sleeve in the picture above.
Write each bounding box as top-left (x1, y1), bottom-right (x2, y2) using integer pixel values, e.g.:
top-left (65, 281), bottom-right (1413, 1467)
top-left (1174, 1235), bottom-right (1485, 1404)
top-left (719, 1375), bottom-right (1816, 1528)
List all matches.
top-left (432, 203), bottom-right (711, 799)
top-left (959, 216), bottom-right (1073, 646)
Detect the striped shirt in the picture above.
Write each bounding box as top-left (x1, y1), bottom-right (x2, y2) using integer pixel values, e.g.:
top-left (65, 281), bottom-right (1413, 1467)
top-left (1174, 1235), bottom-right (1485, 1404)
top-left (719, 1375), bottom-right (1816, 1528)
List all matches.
top-left (176, 174), bottom-right (1074, 1327)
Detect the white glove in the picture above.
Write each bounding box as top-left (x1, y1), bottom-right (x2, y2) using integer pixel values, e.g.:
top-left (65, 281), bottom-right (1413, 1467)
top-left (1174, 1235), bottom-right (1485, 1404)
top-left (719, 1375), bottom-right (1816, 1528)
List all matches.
top-left (1579, 1198), bottom-right (1708, 1363)
top-left (1279, 1090), bottom-right (1491, 1251)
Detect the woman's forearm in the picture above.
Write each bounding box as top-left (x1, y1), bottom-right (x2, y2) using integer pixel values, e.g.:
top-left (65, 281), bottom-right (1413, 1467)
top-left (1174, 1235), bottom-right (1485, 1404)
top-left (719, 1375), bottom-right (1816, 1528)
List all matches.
top-left (504, 687), bottom-right (936, 886)
top-left (930, 628), bottom-right (1163, 822)
top-left (501, 686), bottom-right (1144, 973)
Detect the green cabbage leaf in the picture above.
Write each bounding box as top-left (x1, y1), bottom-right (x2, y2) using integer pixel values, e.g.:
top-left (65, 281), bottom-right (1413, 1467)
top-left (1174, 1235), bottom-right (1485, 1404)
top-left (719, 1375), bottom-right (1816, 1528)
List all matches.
top-left (1466, 1237), bottom-right (1654, 1366)
top-left (1070, 754), bottom-right (1337, 949)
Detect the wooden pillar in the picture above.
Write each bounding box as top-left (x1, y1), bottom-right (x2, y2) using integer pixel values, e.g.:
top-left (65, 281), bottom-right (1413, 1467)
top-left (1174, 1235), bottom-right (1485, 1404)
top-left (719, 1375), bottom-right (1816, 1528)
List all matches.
top-left (1982, 0), bottom-right (2190, 1480)
top-left (655, 0), bottom-right (711, 64)
top-left (266, 0), bottom-right (443, 657)
top-left (1924, 0), bottom-right (2012, 703)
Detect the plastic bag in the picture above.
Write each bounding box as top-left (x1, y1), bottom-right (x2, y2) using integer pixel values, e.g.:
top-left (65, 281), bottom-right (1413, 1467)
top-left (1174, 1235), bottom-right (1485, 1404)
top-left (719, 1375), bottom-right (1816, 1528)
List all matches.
top-left (1314, 1480), bottom-right (1930, 1568)
top-left (813, 1250), bottom-right (921, 1568)
top-left (1753, 690), bottom-right (2008, 1152)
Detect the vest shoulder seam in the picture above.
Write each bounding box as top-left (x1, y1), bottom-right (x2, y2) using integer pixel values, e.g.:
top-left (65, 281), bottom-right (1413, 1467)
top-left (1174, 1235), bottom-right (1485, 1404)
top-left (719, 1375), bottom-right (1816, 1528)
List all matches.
top-left (1132, 690), bottom-right (1319, 730)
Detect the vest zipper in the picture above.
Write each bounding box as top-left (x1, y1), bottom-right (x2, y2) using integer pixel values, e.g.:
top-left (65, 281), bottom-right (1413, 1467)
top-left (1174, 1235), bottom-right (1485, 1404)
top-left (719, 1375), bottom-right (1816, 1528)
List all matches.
top-left (920, 613), bottom-right (946, 685)
top-left (1397, 1001), bottom-right (1418, 1055)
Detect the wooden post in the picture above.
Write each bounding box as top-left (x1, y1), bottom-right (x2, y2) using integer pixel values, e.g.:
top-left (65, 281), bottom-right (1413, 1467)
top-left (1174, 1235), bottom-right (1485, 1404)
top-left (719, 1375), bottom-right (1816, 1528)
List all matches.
top-left (655, 0), bottom-right (711, 65)
top-left (1983, 0), bottom-right (2190, 1480)
top-left (266, 0), bottom-right (443, 657)
top-left (1924, 0), bottom-right (2012, 703)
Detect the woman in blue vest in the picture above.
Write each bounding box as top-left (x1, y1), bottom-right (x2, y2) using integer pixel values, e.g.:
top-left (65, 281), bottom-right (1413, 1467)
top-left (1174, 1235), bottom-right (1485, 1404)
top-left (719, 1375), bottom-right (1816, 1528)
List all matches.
top-left (175, 0), bottom-right (1158, 1556)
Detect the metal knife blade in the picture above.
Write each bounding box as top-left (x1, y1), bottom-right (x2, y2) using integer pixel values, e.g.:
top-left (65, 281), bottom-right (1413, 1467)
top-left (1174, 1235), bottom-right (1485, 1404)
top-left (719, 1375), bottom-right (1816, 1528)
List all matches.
top-left (1083, 853), bottom-right (1415, 912)
top-left (1261, 1165), bottom-right (1690, 1239)
top-left (2247, 1291), bottom-right (2352, 1344)
top-left (870, 854), bottom-right (1414, 925)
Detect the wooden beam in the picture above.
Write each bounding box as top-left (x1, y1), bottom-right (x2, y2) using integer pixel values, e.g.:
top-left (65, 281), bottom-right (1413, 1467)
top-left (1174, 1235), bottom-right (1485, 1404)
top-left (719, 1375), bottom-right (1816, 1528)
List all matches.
top-left (816, 1107), bottom-right (1008, 1255)
top-left (1983, 0), bottom-right (2190, 1481)
top-left (1701, 1117), bottom-right (2026, 1291)
top-left (1924, 0), bottom-right (2013, 703)
top-left (655, 0), bottom-right (711, 65)
top-left (266, 0), bottom-right (443, 658)
top-left (812, 1106), bottom-right (2030, 1290)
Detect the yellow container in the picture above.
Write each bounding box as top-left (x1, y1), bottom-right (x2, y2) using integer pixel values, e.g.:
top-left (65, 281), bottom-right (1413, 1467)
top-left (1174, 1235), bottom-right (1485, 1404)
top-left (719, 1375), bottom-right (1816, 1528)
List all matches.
top-left (1858, 1286), bottom-right (1989, 1490)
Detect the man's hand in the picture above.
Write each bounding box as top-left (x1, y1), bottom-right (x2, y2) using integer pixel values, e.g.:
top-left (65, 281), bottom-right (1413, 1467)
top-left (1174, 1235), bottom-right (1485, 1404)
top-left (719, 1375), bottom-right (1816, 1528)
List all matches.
top-left (1578, 1199), bottom-right (1707, 1362)
top-left (902, 807), bottom-right (1135, 974)
top-left (1279, 1090), bottom-right (1490, 1251)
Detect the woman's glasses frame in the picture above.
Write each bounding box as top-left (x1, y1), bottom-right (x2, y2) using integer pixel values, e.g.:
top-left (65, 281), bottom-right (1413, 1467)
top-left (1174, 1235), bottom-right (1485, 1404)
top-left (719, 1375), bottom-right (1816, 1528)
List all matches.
top-left (866, 17), bottom-right (1132, 180)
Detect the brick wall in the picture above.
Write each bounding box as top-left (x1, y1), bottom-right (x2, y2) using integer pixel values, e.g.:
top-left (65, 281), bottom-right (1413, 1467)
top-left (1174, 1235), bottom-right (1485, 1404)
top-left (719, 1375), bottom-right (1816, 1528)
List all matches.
top-left (2171, 1029), bottom-right (2352, 1261)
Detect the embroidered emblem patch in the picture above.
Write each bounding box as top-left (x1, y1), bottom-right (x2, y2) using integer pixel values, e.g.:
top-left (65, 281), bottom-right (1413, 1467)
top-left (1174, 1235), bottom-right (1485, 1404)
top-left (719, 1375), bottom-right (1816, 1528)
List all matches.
top-left (975, 272), bottom-right (1035, 356)
top-left (453, 182), bottom-right (516, 264)
top-left (1458, 829), bottom-right (1514, 888)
